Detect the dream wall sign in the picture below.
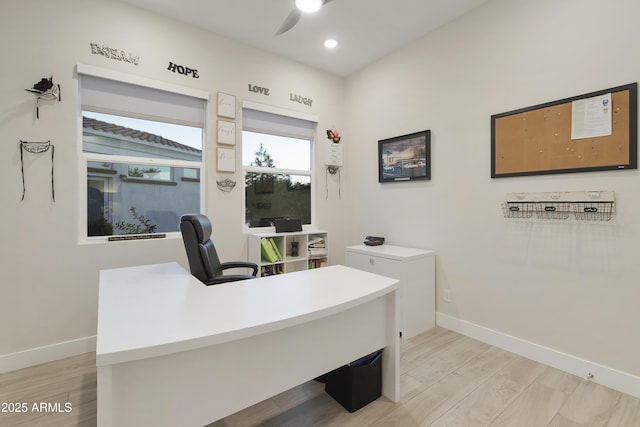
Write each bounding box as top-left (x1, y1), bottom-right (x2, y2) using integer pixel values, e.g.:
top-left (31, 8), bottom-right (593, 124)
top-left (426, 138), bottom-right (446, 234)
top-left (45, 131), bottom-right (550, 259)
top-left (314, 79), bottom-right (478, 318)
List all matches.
top-left (90, 43), bottom-right (139, 66)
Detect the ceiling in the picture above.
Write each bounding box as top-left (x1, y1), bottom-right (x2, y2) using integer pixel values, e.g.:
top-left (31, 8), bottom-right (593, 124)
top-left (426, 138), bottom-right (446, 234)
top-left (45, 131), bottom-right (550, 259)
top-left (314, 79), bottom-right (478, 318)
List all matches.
top-left (114, 0), bottom-right (490, 76)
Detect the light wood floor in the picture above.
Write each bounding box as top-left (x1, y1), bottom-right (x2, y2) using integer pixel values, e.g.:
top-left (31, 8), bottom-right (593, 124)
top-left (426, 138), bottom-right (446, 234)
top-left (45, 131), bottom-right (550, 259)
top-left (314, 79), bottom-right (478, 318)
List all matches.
top-left (1, 327), bottom-right (639, 426)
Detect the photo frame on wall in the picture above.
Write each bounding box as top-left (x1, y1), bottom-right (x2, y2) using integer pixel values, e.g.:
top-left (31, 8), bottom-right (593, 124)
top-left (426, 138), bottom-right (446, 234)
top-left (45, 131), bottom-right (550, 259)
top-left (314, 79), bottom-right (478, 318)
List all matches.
top-left (378, 130), bottom-right (431, 182)
top-left (217, 92), bottom-right (236, 119)
top-left (217, 120), bottom-right (236, 145)
top-left (217, 147), bottom-right (236, 172)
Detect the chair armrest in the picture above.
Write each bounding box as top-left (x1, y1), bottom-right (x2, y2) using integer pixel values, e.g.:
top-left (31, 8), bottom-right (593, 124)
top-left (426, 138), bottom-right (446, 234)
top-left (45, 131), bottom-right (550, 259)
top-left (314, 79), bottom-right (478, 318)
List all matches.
top-left (204, 274), bottom-right (257, 285)
top-left (220, 261), bottom-right (259, 276)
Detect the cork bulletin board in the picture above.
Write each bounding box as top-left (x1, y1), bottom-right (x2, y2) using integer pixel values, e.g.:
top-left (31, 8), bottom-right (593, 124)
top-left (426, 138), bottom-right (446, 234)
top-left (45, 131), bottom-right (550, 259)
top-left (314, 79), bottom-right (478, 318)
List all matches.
top-left (491, 83), bottom-right (637, 177)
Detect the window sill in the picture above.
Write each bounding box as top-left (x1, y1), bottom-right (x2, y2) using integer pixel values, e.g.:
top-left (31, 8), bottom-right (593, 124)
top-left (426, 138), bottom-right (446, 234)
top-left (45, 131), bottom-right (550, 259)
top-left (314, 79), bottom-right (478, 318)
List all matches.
top-left (79, 232), bottom-right (182, 245)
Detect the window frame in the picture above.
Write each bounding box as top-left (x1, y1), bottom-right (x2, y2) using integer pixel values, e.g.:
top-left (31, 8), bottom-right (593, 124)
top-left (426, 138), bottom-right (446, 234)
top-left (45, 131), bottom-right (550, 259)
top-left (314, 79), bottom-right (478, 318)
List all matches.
top-left (77, 64), bottom-right (209, 244)
top-left (241, 101), bottom-right (318, 232)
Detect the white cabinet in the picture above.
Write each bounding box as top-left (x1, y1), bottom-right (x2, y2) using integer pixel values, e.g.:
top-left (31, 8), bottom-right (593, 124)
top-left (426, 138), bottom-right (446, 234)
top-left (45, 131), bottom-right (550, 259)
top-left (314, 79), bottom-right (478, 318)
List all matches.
top-left (345, 244), bottom-right (435, 339)
top-left (249, 230), bottom-right (328, 277)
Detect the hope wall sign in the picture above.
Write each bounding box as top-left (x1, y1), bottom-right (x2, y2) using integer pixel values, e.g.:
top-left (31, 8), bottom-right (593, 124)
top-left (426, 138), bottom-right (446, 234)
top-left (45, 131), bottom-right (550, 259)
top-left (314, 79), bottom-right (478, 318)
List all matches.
top-left (167, 62), bottom-right (199, 78)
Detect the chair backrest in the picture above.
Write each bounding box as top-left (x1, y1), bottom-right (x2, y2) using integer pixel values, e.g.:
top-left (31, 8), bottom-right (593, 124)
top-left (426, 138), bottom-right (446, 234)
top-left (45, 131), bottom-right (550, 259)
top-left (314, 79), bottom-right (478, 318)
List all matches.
top-left (180, 214), bottom-right (223, 282)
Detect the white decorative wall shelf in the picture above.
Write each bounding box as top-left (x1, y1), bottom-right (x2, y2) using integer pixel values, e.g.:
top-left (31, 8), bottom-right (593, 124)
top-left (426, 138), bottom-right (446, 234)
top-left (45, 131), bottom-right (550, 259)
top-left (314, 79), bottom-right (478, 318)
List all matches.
top-left (501, 191), bottom-right (615, 221)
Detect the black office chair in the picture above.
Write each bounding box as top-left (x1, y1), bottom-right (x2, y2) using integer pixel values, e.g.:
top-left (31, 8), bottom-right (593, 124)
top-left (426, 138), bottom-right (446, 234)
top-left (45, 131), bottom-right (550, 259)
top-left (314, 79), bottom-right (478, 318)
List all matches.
top-left (180, 214), bottom-right (258, 285)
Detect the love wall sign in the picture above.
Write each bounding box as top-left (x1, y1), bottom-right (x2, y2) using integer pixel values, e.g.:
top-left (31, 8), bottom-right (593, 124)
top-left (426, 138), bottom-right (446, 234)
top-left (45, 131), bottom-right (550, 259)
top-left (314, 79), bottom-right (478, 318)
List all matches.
top-left (248, 84), bottom-right (270, 96)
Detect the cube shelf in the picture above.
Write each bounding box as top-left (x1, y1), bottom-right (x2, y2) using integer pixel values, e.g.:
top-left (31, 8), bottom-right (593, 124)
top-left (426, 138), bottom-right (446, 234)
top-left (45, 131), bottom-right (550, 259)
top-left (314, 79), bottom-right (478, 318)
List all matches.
top-left (248, 230), bottom-right (328, 277)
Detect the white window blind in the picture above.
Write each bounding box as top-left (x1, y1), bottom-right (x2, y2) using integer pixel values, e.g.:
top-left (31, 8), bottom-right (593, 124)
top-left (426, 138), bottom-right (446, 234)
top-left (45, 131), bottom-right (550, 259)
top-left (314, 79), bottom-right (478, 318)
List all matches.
top-left (79, 74), bottom-right (206, 127)
top-left (242, 103), bottom-right (317, 140)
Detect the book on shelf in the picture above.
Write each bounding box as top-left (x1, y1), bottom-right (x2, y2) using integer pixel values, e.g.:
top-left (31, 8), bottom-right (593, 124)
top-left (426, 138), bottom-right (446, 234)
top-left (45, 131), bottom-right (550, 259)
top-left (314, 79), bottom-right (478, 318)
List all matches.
top-left (308, 236), bottom-right (327, 257)
top-left (308, 237), bottom-right (325, 247)
top-left (260, 238), bottom-right (282, 263)
top-left (261, 264), bottom-right (284, 276)
top-left (308, 259), bottom-right (327, 269)
top-left (270, 238), bottom-right (283, 261)
top-left (308, 247), bottom-right (327, 257)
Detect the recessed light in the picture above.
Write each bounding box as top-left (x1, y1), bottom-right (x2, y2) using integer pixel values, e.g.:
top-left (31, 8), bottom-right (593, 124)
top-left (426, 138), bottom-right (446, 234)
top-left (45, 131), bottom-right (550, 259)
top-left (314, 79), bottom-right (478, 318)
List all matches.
top-left (295, 0), bottom-right (323, 13)
top-left (324, 39), bottom-right (338, 49)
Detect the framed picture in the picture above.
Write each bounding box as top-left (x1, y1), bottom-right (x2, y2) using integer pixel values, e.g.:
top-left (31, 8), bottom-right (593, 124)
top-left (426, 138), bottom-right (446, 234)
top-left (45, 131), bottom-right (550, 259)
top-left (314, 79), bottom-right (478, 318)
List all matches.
top-left (378, 130), bottom-right (431, 182)
top-left (217, 147), bottom-right (236, 172)
top-left (217, 120), bottom-right (236, 145)
top-left (217, 92), bottom-right (236, 119)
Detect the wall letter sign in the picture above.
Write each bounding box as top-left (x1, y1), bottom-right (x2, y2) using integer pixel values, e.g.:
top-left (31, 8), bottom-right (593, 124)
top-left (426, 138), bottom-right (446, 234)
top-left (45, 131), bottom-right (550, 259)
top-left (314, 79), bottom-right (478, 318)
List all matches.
top-left (167, 62), bottom-right (199, 78)
top-left (289, 93), bottom-right (313, 107)
top-left (248, 84), bottom-right (270, 96)
top-left (90, 43), bottom-right (139, 66)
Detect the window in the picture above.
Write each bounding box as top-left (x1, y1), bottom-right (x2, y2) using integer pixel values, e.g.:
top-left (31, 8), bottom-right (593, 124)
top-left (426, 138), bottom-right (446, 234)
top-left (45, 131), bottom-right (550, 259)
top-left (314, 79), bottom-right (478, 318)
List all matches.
top-left (79, 67), bottom-right (207, 239)
top-left (242, 103), bottom-right (317, 229)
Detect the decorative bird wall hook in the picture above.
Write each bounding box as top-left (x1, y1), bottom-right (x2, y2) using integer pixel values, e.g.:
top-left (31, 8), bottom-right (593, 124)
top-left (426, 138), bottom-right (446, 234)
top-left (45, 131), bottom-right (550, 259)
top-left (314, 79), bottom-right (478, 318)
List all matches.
top-left (25, 76), bottom-right (61, 119)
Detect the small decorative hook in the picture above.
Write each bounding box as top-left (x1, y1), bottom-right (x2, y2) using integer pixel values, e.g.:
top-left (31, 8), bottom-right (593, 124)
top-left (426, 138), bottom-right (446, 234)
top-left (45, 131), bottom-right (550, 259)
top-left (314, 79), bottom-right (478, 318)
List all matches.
top-left (25, 76), bottom-right (61, 119)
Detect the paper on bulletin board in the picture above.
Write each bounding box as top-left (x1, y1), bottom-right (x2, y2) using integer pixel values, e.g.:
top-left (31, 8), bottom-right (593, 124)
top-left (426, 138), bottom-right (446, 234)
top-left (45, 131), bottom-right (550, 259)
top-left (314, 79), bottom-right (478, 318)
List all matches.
top-left (571, 93), bottom-right (612, 140)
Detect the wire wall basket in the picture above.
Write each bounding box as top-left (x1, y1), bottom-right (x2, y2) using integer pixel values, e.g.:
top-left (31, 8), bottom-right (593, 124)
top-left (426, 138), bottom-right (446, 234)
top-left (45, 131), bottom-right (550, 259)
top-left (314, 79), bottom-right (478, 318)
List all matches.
top-left (572, 202), bottom-right (614, 221)
top-left (535, 202), bottom-right (571, 220)
top-left (501, 191), bottom-right (615, 222)
top-left (501, 202), bottom-right (535, 219)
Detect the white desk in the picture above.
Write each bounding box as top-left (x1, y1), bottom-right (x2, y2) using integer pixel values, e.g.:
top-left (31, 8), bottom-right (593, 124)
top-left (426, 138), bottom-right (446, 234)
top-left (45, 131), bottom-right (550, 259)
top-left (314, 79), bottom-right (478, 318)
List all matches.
top-left (96, 263), bottom-right (399, 426)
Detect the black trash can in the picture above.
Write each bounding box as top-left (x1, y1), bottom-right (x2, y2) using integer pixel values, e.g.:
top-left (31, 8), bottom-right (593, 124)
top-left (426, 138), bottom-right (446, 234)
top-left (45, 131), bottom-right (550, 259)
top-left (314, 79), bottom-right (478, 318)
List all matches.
top-left (323, 349), bottom-right (383, 413)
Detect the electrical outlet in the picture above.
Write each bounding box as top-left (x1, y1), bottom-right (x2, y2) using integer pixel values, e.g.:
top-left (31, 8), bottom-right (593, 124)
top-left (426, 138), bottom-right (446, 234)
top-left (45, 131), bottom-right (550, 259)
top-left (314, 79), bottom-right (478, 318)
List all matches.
top-left (443, 288), bottom-right (452, 303)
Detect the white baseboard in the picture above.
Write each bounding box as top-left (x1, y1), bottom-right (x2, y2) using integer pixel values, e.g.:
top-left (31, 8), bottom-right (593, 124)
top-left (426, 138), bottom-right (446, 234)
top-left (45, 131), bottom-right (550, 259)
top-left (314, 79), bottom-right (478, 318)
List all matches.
top-left (436, 313), bottom-right (640, 399)
top-left (0, 336), bottom-right (96, 374)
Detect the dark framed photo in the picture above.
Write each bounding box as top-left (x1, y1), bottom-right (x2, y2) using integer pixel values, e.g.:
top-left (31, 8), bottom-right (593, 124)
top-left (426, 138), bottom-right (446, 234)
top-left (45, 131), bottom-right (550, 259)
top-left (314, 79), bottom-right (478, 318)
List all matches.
top-left (378, 130), bottom-right (431, 183)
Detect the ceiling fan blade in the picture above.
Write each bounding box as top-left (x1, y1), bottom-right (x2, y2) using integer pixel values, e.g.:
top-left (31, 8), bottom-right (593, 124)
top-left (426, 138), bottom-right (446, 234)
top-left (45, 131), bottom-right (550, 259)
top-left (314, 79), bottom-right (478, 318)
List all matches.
top-left (274, 9), bottom-right (301, 36)
top-left (322, 0), bottom-right (336, 4)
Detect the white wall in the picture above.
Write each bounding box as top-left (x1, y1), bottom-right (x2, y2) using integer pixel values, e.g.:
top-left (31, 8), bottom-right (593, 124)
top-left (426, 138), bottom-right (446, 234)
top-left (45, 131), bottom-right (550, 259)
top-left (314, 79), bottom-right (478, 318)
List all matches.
top-left (0, 0), bottom-right (345, 369)
top-left (344, 0), bottom-right (640, 383)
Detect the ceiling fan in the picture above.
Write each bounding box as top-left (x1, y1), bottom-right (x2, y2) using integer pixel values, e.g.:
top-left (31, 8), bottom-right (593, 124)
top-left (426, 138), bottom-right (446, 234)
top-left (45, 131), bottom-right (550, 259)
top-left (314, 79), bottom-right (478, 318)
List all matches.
top-left (275, 0), bottom-right (336, 36)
